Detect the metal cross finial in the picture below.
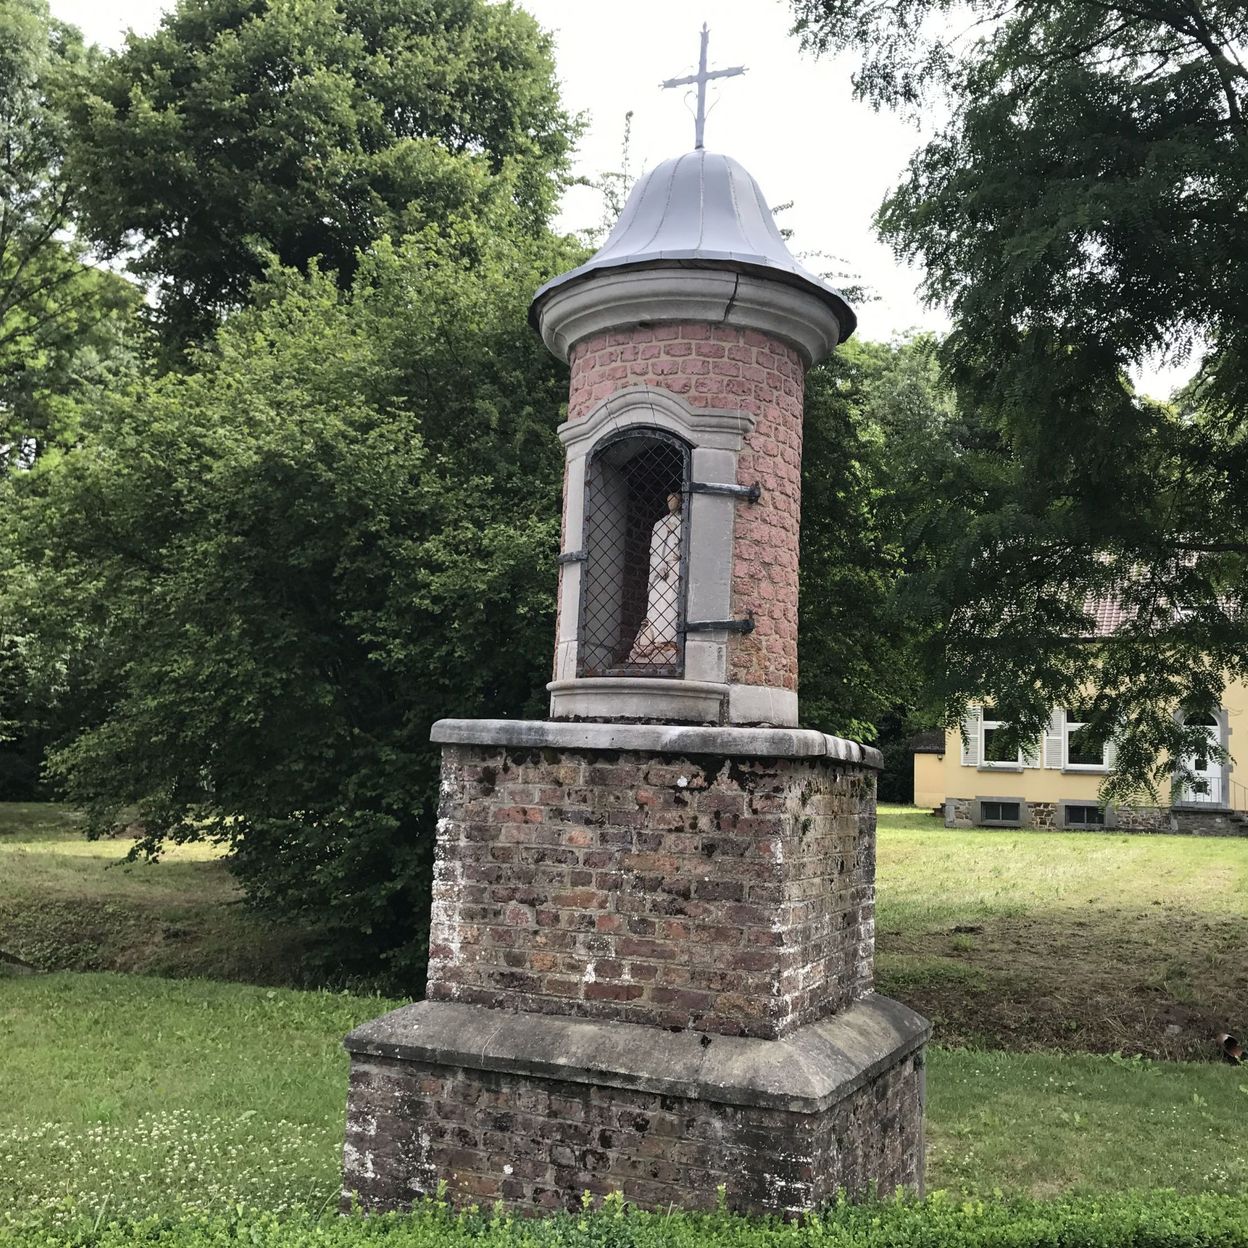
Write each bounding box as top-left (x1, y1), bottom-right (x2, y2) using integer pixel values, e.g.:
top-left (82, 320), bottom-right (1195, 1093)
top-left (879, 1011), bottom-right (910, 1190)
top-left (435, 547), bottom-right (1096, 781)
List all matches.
top-left (660, 24), bottom-right (746, 151)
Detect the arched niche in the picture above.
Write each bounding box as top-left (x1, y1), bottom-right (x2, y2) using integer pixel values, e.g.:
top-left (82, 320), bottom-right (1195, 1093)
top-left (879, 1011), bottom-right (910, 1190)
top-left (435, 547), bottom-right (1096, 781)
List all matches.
top-left (578, 428), bottom-right (690, 679)
top-left (549, 386), bottom-right (772, 723)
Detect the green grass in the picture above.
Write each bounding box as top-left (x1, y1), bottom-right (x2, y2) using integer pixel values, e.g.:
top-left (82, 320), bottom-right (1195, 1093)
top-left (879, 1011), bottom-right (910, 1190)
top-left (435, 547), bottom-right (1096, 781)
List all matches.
top-left (928, 1048), bottom-right (1247, 1196)
top-left (1, 972), bottom-right (1245, 1228)
top-left (7, 1197), bottom-right (1248, 1248)
top-left (0, 803), bottom-right (306, 983)
top-left (3, 802), bottom-right (1248, 1222)
top-left (874, 804), bottom-right (1248, 1060)
top-left (0, 973), bottom-right (399, 1226)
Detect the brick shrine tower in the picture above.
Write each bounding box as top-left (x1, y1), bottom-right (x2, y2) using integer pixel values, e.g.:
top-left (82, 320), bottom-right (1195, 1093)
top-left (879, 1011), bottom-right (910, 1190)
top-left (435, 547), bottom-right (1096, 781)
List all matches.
top-left (342, 142), bottom-right (930, 1215)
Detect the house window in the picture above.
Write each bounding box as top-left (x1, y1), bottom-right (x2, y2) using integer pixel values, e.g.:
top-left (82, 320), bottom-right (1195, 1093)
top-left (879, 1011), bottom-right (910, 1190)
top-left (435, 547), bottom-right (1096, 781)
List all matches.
top-left (981, 710), bottom-right (1022, 767)
top-left (1063, 804), bottom-right (1104, 828)
top-left (1064, 710), bottom-right (1107, 770)
top-left (978, 799), bottom-right (1022, 826)
top-left (578, 429), bottom-right (689, 678)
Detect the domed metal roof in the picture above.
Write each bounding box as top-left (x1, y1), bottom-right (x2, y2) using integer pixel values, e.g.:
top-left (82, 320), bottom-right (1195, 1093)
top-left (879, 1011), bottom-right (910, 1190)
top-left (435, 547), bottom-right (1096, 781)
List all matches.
top-left (531, 149), bottom-right (856, 341)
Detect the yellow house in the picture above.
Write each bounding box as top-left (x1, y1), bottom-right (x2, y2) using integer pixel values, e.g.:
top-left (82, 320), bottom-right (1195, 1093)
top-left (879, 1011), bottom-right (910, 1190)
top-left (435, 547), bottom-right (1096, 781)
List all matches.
top-left (913, 681), bottom-right (1248, 835)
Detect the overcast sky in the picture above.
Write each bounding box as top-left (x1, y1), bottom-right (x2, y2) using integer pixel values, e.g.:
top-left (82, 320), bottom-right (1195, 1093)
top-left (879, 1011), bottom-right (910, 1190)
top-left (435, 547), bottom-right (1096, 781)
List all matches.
top-left (49, 0), bottom-right (1186, 396)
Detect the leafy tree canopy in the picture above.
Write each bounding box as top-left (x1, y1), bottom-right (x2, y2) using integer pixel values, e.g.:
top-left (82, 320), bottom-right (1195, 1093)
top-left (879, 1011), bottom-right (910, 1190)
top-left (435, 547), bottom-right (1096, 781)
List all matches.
top-left (63, 0), bottom-right (576, 345)
top-left (791, 1), bottom-right (1248, 801)
top-left (2, 210), bottom-right (577, 983)
top-left (800, 334), bottom-right (952, 742)
top-left (0, 0), bottom-right (139, 462)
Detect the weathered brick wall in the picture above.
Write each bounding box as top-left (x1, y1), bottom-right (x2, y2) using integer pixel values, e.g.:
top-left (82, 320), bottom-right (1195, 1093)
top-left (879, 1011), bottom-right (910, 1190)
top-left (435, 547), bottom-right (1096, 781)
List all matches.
top-left (426, 743), bottom-right (876, 1039)
top-left (1029, 801), bottom-right (1056, 828)
top-left (562, 323), bottom-right (804, 693)
top-left (343, 1049), bottom-right (924, 1216)
top-left (1170, 809), bottom-right (1248, 836)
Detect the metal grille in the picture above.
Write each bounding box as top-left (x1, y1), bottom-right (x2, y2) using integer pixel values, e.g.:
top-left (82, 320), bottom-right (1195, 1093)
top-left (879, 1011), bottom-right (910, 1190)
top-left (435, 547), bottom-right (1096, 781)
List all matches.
top-left (578, 430), bottom-right (689, 678)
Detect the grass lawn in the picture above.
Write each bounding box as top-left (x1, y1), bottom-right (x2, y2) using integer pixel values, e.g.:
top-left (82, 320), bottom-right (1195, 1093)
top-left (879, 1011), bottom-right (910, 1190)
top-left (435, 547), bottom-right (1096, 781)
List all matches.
top-left (3, 801), bottom-right (1247, 1222)
top-left (1, 973), bottom-right (1245, 1229)
top-left (0, 803), bottom-right (306, 984)
top-left (5, 801), bottom-right (1247, 1061)
top-left (874, 804), bottom-right (1248, 1062)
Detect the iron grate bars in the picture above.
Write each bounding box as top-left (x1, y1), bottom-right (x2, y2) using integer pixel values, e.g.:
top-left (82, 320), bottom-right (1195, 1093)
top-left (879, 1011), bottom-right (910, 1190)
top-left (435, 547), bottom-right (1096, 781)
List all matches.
top-left (578, 431), bottom-right (689, 679)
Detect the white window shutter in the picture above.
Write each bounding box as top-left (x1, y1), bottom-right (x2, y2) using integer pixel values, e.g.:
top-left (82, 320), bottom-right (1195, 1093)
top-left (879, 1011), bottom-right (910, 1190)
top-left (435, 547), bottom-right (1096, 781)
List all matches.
top-left (1103, 736), bottom-right (1117, 769)
top-left (1044, 708), bottom-right (1064, 769)
top-left (961, 705), bottom-right (982, 767)
top-left (1022, 735), bottom-right (1042, 768)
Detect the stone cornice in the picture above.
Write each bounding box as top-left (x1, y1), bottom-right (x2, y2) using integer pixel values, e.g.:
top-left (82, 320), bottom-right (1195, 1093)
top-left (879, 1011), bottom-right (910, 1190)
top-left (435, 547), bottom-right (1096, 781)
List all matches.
top-left (345, 995), bottom-right (928, 1114)
top-left (430, 717), bottom-right (883, 770)
top-left (557, 385), bottom-right (756, 454)
top-left (534, 266), bottom-right (843, 367)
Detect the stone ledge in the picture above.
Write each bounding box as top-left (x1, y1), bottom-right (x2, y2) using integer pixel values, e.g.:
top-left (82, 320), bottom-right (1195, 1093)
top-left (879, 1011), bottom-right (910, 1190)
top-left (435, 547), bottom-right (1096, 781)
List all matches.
top-left (344, 994), bottom-right (927, 1114)
top-left (546, 678), bottom-right (729, 727)
top-left (532, 267), bottom-right (843, 366)
top-left (430, 718), bottom-right (883, 770)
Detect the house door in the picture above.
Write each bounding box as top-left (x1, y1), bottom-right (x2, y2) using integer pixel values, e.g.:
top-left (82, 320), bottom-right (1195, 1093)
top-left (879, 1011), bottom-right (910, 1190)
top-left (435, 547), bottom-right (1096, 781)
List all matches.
top-left (1180, 713), bottom-right (1223, 805)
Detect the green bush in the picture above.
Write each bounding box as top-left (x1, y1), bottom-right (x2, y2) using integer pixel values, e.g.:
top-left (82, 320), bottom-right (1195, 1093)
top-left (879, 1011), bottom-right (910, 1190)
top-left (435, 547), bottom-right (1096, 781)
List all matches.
top-left (4, 1193), bottom-right (1248, 1248)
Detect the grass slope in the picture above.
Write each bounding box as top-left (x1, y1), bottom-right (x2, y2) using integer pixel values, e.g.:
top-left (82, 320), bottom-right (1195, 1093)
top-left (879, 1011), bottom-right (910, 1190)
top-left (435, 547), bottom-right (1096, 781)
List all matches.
top-left (4, 801), bottom-right (1247, 1061)
top-left (1, 973), bottom-right (1245, 1228)
top-left (0, 804), bottom-right (305, 983)
top-left (874, 805), bottom-right (1248, 1061)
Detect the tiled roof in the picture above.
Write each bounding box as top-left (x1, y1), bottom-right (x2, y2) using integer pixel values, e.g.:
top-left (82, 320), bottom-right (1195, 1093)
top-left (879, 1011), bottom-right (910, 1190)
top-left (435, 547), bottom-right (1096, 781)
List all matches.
top-left (1084, 595), bottom-right (1133, 636)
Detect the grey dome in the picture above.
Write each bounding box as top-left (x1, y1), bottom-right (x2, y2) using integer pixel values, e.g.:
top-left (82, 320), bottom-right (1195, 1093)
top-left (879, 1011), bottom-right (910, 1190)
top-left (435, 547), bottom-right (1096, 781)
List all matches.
top-left (531, 149), bottom-right (856, 341)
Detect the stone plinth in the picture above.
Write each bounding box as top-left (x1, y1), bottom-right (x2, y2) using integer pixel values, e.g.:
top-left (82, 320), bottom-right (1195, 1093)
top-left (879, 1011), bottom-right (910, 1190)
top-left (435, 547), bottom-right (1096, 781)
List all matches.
top-left (342, 720), bottom-right (928, 1216)
top-left (344, 997), bottom-right (926, 1216)
top-left (425, 725), bottom-right (877, 1039)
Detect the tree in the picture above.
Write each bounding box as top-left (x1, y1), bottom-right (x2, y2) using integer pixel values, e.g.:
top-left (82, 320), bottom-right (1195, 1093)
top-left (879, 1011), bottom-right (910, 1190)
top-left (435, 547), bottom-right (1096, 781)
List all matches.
top-left (62, 0), bottom-right (576, 347)
top-left (800, 334), bottom-right (960, 797)
top-left (2, 212), bottom-right (577, 985)
top-left (0, 0), bottom-right (138, 463)
top-left (791, 1), bottom-right (1248, 800)
top-left (800, 336), bottom-right (949, 739)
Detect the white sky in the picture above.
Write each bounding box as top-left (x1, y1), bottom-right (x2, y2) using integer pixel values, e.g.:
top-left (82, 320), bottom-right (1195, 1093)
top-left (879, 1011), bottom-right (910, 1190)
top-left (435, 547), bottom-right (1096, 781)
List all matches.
top-left (50, 0), bottom-right (1188, 397)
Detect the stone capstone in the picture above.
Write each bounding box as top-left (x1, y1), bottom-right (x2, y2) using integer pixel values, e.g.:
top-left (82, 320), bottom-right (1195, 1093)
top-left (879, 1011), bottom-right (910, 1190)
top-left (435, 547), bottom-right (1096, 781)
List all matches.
top-left (429, 718), bottom-right (883, 770)
top-left (346, 995), bottom-right (927, 1112)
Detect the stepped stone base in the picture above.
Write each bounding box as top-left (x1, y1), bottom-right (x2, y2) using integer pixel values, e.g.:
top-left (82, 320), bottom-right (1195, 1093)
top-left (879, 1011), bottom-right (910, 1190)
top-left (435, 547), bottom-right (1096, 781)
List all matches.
top-left (342, 997), bottom-right (928, 1216)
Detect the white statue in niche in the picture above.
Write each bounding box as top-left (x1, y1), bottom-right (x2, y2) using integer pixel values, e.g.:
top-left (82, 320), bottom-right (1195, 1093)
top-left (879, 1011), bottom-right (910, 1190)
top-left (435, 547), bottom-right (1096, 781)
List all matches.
top-left (628, 491), bottom-right (683, 665)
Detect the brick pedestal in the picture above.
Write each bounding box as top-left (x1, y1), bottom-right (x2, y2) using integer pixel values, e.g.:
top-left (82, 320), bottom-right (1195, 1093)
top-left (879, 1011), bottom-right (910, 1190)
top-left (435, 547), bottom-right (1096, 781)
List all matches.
top-left (342, 720), bottom-right (929, 1215)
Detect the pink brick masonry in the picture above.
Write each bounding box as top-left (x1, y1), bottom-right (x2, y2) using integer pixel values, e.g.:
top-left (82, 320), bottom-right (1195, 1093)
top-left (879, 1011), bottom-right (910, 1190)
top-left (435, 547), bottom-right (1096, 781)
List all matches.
top-left (562, 322), bottom-right (804, 693)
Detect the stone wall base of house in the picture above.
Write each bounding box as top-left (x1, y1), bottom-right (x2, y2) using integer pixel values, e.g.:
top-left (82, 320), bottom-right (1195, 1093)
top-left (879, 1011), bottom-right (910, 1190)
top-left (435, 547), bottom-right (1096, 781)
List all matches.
top-left (1114, 805), bottom-right (1175, 832)
top-left (1171, 808), bottom-right (1248, 837)
top-left (342, 997), bottom-right (928, 1216)
top-left (943, 797), bottom-right (1243, 835)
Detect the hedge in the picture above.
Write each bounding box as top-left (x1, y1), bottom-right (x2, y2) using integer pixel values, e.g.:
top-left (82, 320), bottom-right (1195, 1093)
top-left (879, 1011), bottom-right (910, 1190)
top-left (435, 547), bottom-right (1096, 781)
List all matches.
top-left (4, 1192), bottom-right (1248, 1248)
